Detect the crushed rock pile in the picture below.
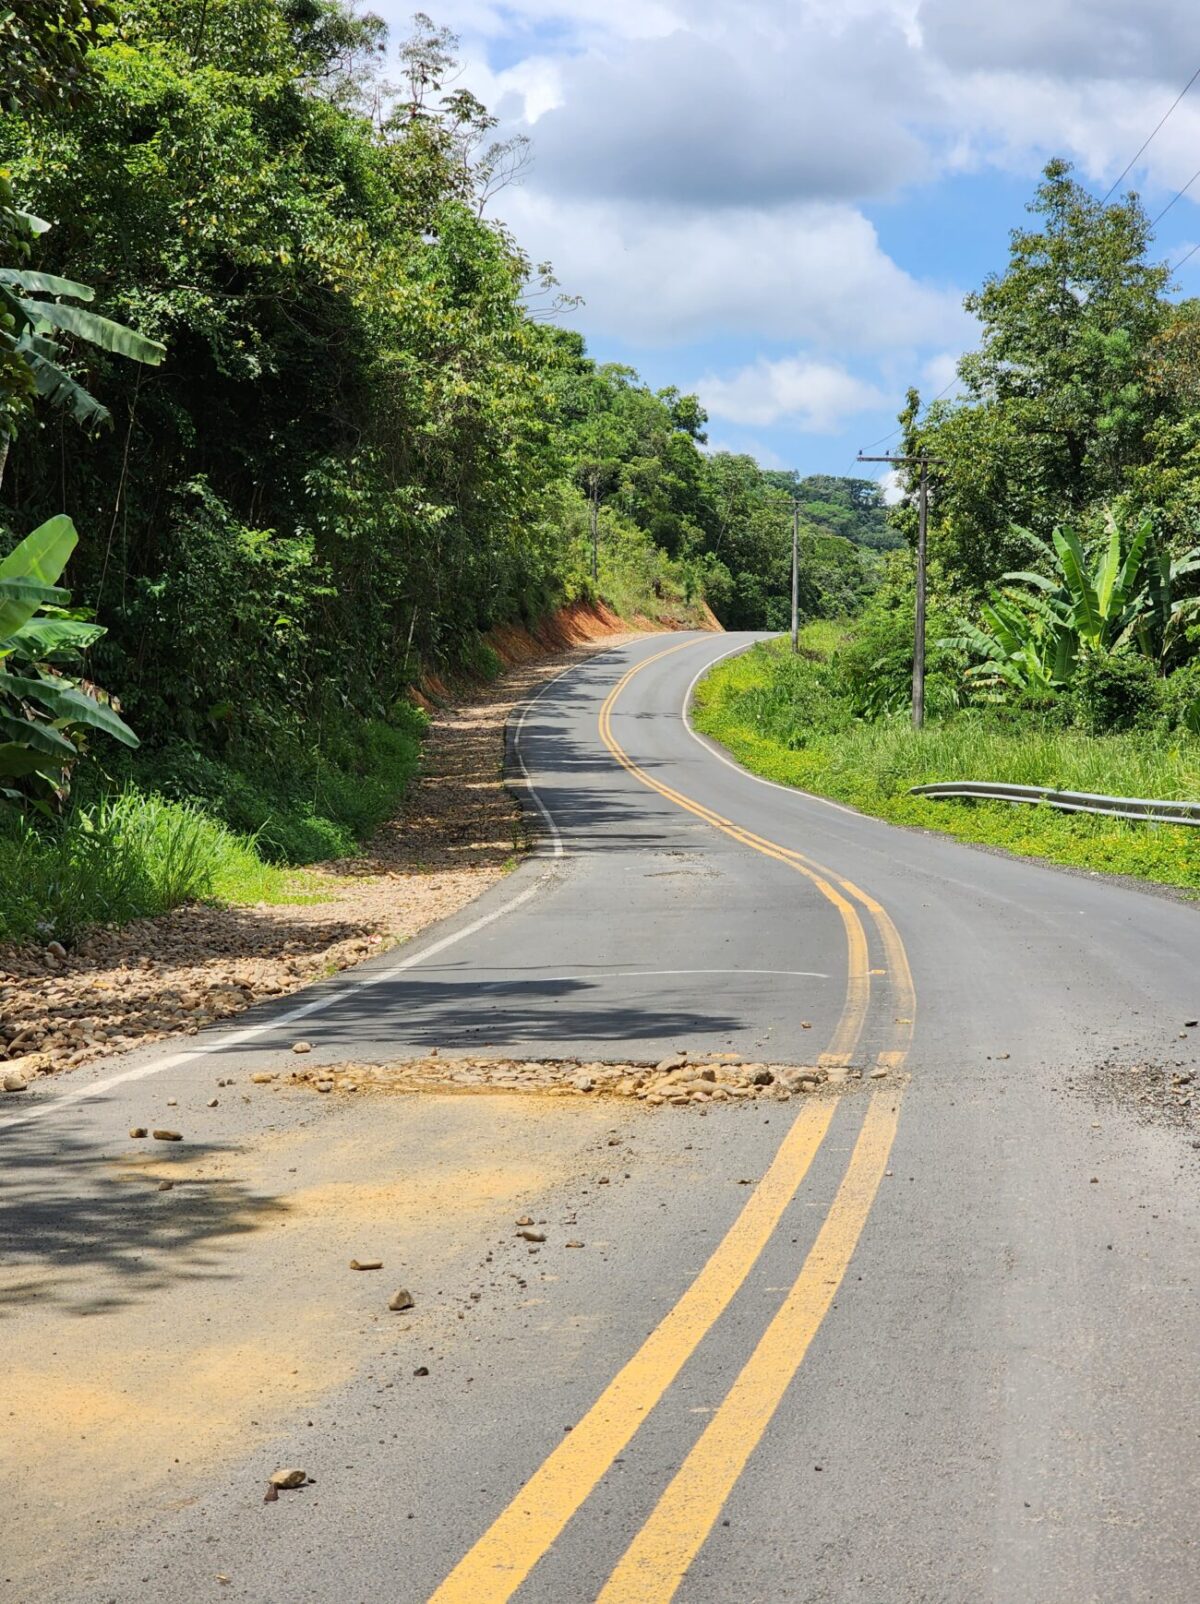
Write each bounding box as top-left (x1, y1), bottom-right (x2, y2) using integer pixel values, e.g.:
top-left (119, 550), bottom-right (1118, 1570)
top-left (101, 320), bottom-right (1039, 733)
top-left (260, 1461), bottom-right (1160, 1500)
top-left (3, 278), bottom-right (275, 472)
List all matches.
top-left (256, 1051), bottom-right (878, 1105)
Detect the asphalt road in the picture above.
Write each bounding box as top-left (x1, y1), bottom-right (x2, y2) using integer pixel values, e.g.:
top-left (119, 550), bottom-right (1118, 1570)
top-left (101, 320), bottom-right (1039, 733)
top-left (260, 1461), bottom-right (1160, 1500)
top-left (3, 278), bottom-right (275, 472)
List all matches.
top-left (4, 630), bottom-right (1200, 1603)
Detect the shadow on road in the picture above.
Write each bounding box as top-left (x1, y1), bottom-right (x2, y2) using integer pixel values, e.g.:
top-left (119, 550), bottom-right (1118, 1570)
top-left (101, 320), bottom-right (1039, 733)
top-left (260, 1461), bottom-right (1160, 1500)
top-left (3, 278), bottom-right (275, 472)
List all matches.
top-left (203, 974), bottom-right (744, 1060)
top-left (0, 1117), bottom-right (286, 1319)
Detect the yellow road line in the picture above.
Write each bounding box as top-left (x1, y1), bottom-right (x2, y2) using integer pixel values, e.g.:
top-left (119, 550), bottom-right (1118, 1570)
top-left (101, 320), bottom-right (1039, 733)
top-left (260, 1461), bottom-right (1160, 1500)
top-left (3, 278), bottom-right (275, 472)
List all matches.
top-left (597, 651), bottom-right (870, 1068)
top-left (426, 1099), bottom-right (836, 1604)
top-left (429, 636), bottom-right (901, 1604)
top-left (595, 1088), bottom-right (904, 1604)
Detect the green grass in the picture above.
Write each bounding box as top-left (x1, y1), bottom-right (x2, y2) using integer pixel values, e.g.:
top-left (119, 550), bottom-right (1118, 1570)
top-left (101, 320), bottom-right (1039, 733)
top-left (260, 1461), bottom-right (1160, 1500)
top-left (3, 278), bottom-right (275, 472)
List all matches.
top-left (693, 633), bottom-right (1200, 892)
top-left (122, 704), bottom-right (427, 866)
top-left (0, 791), bottom-right (298, 945)
top-left (0, 702), bottom-right (430, 946)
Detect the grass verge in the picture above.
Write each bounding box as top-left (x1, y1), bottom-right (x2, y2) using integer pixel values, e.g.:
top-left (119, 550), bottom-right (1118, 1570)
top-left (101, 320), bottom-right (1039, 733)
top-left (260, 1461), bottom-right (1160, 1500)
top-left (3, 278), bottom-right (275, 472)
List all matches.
top-left (692, 634), bottom-right (1200, 892)
top-left (1, 703), bottom-right (429, 946)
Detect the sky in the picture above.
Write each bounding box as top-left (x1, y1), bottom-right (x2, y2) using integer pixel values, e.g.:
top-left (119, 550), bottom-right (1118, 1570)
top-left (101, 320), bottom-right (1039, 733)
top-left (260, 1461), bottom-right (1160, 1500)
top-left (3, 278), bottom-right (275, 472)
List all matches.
top-left (370, 0), bottom-right (1200, 488)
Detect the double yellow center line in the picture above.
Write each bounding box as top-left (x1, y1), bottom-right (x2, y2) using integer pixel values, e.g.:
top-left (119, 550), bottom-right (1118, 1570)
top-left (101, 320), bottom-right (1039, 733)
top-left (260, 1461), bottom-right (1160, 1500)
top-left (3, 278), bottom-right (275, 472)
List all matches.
top-left (430, 638), bottom-right (912, 1604)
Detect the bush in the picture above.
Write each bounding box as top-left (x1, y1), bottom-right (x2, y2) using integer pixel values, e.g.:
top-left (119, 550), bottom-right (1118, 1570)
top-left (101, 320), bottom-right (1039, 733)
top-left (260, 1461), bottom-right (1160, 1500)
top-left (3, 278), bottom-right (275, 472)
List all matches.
top-left (1070, 650), bottom-right (1160, 733)
top-left (1157, 658), bottom-right (1200, 733)
top-left (122, 702), bottom-right (427, 866)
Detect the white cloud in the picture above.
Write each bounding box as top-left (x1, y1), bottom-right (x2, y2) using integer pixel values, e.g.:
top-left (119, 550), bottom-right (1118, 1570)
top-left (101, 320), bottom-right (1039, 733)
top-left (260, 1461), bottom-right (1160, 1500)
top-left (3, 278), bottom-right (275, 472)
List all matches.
top-left (921, 351), bottom-right (962, 394)
top-left (705, 438), bottom-right (789, 470)
top-left (502, 190), bottom-right (967, 349)
top-left (878, 467), bottom-right (907, 506)
top-left (369, 0), bottom-right (1200, 439)
top-left (698, 356), bottom-right (887, 432)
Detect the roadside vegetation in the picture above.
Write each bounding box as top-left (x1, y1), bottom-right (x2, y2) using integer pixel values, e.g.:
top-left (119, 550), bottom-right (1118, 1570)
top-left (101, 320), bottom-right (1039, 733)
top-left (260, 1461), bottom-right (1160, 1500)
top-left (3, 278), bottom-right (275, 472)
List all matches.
top-left (695, 161), bottom-right (1200, 893)
top-left (0, 2), bottom-right (879, 945)
top-left (694, 629), bottom-right (1200, 890)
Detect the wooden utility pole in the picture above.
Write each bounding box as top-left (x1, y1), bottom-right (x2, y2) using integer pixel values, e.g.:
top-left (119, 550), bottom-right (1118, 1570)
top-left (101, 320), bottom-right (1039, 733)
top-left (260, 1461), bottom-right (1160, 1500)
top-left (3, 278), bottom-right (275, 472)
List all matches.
top-left (790, 500), bottom-right (800, 654)
top-left (857, 453), bottom-right (944, 729)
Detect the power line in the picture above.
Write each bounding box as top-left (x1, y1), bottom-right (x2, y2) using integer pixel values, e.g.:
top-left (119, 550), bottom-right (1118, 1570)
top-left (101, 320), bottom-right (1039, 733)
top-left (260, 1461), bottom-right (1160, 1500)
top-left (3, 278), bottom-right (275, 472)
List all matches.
top-left (1170, 238), bottom-right (1200, 274)
top-left (855, 372), bottom-right (960, 458)
top-left (1150, 162), bottom-right (1200, 227)
top-left (1102, 62), bottom-right (1200, 204)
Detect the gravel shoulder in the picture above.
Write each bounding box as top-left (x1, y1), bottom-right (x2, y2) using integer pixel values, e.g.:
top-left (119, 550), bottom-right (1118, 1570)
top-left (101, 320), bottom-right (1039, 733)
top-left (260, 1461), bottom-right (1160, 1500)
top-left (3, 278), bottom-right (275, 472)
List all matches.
top-left (0, 623), bottom-right (644, 1091)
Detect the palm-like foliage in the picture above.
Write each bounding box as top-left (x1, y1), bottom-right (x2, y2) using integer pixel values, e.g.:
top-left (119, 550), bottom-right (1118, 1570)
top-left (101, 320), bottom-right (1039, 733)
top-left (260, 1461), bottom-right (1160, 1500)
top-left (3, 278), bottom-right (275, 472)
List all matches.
top-left (0, 225), bottom-right (165, 432)
top-left (1, 514), bottom-right (137, 808)
top-left (947, 508), bottom-right (1200, 699)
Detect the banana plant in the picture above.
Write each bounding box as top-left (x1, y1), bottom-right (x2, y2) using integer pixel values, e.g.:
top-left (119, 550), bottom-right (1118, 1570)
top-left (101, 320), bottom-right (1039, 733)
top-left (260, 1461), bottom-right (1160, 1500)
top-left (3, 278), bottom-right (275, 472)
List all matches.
top-left (949, 506), bottom-right (1200, 699)
top-left (1, 513), bottom-right (137, 808)
top-left (0, 251), bottom-right (165, 432)
top-left (0, 202), bottom-right (164, 462)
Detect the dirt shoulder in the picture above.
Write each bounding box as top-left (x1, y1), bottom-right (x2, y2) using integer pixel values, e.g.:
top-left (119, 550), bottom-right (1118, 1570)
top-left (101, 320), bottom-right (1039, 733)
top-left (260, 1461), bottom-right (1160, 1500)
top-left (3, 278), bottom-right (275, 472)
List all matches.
top-left (0, 602), bottom-right (686, 1086)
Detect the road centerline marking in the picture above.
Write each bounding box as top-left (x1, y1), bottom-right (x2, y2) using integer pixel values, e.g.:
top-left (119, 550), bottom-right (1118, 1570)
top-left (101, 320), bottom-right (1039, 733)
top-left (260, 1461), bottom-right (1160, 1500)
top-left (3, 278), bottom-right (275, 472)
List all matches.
top-left (428, 638), bottom-right (886, 1603)
top-left (425, 1099), bottom-right (836, 1604)
top-left (594, 1089), bottom-right (904, 1604)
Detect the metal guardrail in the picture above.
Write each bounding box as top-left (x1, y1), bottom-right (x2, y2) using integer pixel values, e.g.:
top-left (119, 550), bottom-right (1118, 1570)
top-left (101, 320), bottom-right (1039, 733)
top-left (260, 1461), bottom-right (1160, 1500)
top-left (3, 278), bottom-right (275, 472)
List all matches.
top-left (909, 780), bottom-right (1200, 827)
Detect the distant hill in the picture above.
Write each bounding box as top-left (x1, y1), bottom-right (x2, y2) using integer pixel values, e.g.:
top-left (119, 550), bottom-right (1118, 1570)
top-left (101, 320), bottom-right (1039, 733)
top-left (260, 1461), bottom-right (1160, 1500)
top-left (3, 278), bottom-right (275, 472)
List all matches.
top-left (763, 473), bottom-right (903, 552)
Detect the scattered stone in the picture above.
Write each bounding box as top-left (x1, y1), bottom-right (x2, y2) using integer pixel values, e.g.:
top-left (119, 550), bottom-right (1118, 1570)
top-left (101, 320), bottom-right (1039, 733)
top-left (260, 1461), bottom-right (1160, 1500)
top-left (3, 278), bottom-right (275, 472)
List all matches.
top-left (2, 1071), bottom-right (28, 1093)
top-left (207, 1098), bottom-right (219, 1107)
top-left (350, 1259), bottom-right (383, 1271)
top-left (250, 1072), bottom-right (276, 1084)
top-left (515, 1215), bottom-right (534, 1226)
top-left (565, 1240), bottom-right (584, 1249)
top-left (413, 1366), bottom-right (429, 1377)
top-left (750, 1068), bottom-right (774, 1087)
top-left (388, 1289), bottom-right (415, 1312)
top-left (166, 1099), bottom-right (177, 1107)
top-left (573, 1075), bottom-right (595, 1093)
top-left (268, 1468), bottom-right (308, 1490)
top-left (315, 1080), bottom-right (334, 1093)
top-left (151, 1129), bottom-right (182, 1142)
top-left (292, 1041), bottom-right (313, 1054)
top-left (158, 1180), bottom-right (174, 1192)
top-left (517, 1228), bottom-right (546, 1243)
top-left (870, 1067), bottom-right (889, 1079)
top-left (129, 1127), bottom-right (147, 1138)
top-left (656, 1055), bottom-right (687, 1073)
top-left (46, 941), bottom-right (67, 961)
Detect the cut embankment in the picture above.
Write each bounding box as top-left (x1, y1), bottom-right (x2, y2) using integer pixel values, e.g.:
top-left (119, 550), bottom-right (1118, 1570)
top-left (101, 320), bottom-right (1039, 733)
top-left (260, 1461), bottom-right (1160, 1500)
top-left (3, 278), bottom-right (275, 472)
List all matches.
top-left (692, 636), bottom-right (1200, 892)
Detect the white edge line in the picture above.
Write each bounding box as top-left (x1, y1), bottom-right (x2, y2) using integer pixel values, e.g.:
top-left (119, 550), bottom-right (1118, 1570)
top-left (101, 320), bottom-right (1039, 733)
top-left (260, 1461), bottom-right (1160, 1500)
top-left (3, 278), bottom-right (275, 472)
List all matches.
top-left (0, 630), bottom-right (707, 1136)
top-left (512, 658), bottom-right (577, 858)
top-left (1, 647), bottom-right (644, 1134)
top-left (0, 875), bottom-right (550, 1134)
top-left (681, 637), bottom-right (866, 821)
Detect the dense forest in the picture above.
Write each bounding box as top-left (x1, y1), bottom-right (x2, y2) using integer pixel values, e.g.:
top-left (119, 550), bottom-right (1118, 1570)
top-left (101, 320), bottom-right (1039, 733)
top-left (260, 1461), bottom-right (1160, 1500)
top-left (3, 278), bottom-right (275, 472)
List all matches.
top-left (0, 0), bottom-right (883, 922)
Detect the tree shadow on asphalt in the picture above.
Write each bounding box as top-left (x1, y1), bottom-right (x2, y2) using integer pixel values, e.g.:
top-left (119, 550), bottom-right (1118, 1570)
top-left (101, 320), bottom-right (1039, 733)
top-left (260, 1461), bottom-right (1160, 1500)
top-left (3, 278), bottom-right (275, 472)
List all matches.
top-left (0, 1116), bottom-right (287, 1319)
top-left (205, 976), bottom-right (745, 1062)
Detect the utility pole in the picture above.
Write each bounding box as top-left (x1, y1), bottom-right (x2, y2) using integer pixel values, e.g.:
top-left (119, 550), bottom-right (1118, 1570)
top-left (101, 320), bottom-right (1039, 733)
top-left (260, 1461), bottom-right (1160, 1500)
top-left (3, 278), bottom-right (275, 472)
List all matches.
top-left (857, 453), bottom-right (944, 730)
top-left (790, 500), bottom-right (800, 654)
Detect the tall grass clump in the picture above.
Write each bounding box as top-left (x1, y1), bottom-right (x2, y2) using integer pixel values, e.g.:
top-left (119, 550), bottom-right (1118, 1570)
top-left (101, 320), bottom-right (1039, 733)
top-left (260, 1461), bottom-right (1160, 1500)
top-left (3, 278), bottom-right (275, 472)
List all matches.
top-left (0, 792), bottom-right (288, 945)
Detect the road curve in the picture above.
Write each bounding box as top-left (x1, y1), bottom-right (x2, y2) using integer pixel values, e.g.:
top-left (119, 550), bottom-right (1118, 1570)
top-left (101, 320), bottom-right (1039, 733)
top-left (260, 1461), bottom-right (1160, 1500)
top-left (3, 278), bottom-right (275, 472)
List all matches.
top-left (5, 629), bottom-right (1200, 1603)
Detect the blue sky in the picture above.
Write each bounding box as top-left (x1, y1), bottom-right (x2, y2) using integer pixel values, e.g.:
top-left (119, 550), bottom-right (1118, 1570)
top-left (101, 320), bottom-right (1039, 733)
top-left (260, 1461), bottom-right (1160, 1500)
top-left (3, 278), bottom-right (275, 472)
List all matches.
top-left (372, 1), bottom-right (1200, 489)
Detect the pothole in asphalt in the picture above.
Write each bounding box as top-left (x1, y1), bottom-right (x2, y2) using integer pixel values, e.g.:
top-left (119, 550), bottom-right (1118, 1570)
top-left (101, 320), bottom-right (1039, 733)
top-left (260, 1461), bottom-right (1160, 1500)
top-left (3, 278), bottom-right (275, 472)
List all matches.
top-left (250, 1053), bottom-right (887, 1107)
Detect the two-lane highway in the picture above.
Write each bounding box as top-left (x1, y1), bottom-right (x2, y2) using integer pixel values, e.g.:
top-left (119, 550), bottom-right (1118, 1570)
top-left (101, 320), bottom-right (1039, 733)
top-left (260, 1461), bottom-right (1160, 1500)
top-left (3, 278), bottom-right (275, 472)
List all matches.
top-left (5, 629), bottom-right (1200, 1603)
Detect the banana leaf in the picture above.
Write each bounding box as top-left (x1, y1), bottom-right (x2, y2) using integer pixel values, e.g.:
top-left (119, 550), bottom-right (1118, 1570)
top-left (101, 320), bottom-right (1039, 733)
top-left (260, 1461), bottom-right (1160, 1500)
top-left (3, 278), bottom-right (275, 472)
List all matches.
top-left (17, 296), bottom-right (165, 365)
top-left (0, 711), bottom-right (76, 762)
top-left (6, 617), bottom-right (104, 657)
top-left (0, 670), bottom-right (137, 746)
top-left (0, 268), bottom-right (95, 301)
